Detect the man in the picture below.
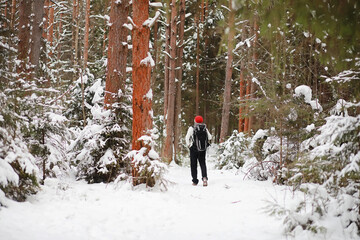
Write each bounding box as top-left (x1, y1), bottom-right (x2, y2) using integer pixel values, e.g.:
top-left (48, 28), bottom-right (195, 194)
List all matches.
top-left (185, 115), bottom-right (212, 186)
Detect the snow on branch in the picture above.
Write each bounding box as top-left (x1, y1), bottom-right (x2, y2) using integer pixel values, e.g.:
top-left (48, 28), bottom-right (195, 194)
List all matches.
top-left (143, 11), bottom-right (161, 28)
top-left (127, 16), bottom-right (136, 28)
top-left (149, 2), bottom-right (163, 8)
top-left (251, 77), bottom-right (268, 99)
top-left (123, 23), bottom-right (133, 31)
top-left (323, 69), bottom-right (360, 83)
top-left (140, 52), bottom-right (155, 67)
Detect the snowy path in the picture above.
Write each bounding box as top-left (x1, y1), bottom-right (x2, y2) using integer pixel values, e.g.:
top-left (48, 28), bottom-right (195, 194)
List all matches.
top-left (0, 147), bottom-right (291, 240)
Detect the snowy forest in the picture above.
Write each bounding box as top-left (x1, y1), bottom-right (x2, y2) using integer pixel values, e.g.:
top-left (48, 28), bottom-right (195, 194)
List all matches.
top-left (0, 0), bottom-right (359, 239)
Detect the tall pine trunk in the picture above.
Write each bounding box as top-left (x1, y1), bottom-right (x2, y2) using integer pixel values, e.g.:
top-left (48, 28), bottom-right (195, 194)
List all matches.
top-left (83, 0), bottom-right (90, 69)
top-left (17, 0), bottom-right (32, 78)
top-left (174, 0), bottom-right (186, 163)
top-left (131, 0), bottom-right (153, 184)
top-left (238, 23), bottom-right (247, 132)
top-left (195, 15), bottom-right (200, 115)
top-left (220, 0), bottom-right (234, 142)
top-left (47, 1), bottom-right (54, 56)
top-left (104, 0), bottom-right (129, 107)
top-left (163, 0), bottom-right (177, 163)
top-left (163, 0), bottom-right (170, 118)
top-left (30, 0), bottom-right (45, 73)
top-left (248, 17), bottom-right (258, 132)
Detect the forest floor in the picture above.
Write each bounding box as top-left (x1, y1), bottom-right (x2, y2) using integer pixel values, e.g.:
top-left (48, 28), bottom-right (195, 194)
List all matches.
top-left (0, 146), bottom-right (331, 240)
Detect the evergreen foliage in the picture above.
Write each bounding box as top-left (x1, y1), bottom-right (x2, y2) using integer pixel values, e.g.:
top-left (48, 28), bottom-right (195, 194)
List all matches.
top-left (69, 77), bottom-right (132, 183)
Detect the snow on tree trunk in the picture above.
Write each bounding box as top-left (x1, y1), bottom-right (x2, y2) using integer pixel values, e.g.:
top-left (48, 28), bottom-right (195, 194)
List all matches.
top-left (104, 0), bottom-right (129, 108)
top-left (163, 0), bottom-right (177, 164)
top-left (131, 0), bottom-right (154, 185)
top-left (220, 0), bottom-right (234, 143)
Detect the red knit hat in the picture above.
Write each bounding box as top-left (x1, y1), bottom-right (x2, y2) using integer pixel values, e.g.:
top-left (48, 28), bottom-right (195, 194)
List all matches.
top-left (194, 115), bottom-right (203, 123)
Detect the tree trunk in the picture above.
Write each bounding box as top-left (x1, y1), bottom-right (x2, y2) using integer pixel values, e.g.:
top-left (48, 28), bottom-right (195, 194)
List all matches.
top-left (83, 0), bottom-right (90, 69)
top-left (47, 1), bottom-right (54, 57)
top-left (163, 0), bottom-right (170, 118)
top-left (195, 15), bottom-right (200, 115)
top-left (200, 0), bottom-right (204, 23)
top-left (132, 0), bottom-right (153, 184)
top-left (104, 0), bottom-right (129, 108)
top-left (30, 0), bottom-right (45, 72)
top-left (10, 0), bottom-right (16, 29)
top-left (244, 22), bottom-right (251, 133)
top-left (173, 0), bottom-right (186, 163)
top-left (248, 17), bottom-right (258, 133)
top-left (72, 0), bottom-right (80, 67)
top-left (220, 0), bottom-right (234, 143)
top-left (151, 0), bottom-right (161, 87)
top-left (163, 0), bottom-right (177, 164)
top-left (17, 0), bottom-right (32, 77)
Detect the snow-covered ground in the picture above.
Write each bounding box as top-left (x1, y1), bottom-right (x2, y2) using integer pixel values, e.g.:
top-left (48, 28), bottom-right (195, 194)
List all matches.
top-left (0, 147), bottom-right (338, 240)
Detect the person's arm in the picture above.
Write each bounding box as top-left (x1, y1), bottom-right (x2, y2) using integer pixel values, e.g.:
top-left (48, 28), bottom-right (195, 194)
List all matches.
top-left (185, 127), bottom-right (193, 148)
top-left (206, 128), bottom-right (212, 141)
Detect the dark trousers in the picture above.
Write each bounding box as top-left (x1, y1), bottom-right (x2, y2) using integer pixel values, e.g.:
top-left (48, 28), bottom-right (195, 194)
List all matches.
top-left (190, 147), bottom-right (207, 184)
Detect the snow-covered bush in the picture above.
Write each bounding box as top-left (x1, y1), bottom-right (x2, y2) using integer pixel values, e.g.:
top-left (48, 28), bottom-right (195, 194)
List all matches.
top-left (216, 130), bottom-right (252, 170)
top-left (0, 93), bottom-right (39, 205)
top-left (127, 132), bottom-right (168, 188)
top-left (267, 99), bottom-right (360, 238)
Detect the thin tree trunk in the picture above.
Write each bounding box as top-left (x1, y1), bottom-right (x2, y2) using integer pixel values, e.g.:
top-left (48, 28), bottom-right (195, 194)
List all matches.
top-left (47, 1), bottom-right (54, 56)
top-left (10, 0), bottom-right (16, 29)
top-left (151, 19), bottom-right (158, 87)
top-left (248, 16), bottom-right (258, 132)
top-left (17, 0), bottom-right (32, 77)
top-left (72, 0), bottom-right (79, 67)
top-left (163, 0), bottom-right (170, 118)
top-left (3, 2), bottom-right (8, 28)
top-left (151, 0), bottom-right (161, 87)
top-left (200, 0), bottom-right (204, 23)
top-left (30, 0), bottom-right (45, 72)
top-left (81, 70), bottom-right (86, 127)
top-left (195, 14), bottom-right (200, 115)
top-left (163, 0), bottom-right (177, 164)
top-left (83, 0), bottom-right (90, 69)
top-left (42, 0), bottom-right (49, 39)
top-left (244, 22), bottom-right (252, 133)
top-left (174, 0), bottom-right (186, 163)
top-left (220, 0), bottom-right (234, 143)
top-left (56, 13), bottom-right (63, 59)
top-left (239, 21), bottom-right (247, 133)
top-left (132, 0), bottom-right (153, 185)
top-left (104, 0), bottom-right (129, 107)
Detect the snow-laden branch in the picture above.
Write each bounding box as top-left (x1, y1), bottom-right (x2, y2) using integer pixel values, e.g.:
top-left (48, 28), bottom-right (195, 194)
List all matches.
top-left (233, 34), bottom-right (256, 52)
top-left (127, 16), bottom-right (136, 28)
top-left (323, 70), bottom-right (360, 83)
top-left (251, 77), bottom-right (268, 99)
top-left (150, 2), bottom-right (163, 8)
top-left (140, 52), bottom-right (155, 67)
top-left (123, 23), bottom-right (133, 31)
top-left (143, 11), bottom-right (161, 28)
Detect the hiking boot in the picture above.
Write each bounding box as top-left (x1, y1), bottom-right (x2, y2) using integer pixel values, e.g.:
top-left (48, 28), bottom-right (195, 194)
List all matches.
top-left (203, 178), bottom-right (208, 187)
top-left (192, 182), bottom-right (198, 186)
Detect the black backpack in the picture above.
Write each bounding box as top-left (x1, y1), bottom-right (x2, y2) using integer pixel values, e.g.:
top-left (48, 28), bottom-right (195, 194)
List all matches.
top-left (193, 123), bottom-right (209, 151)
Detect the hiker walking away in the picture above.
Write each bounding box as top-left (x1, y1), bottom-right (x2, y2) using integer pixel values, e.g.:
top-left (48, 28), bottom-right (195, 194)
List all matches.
top-left (185, 115), bottom-right (212, 186)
